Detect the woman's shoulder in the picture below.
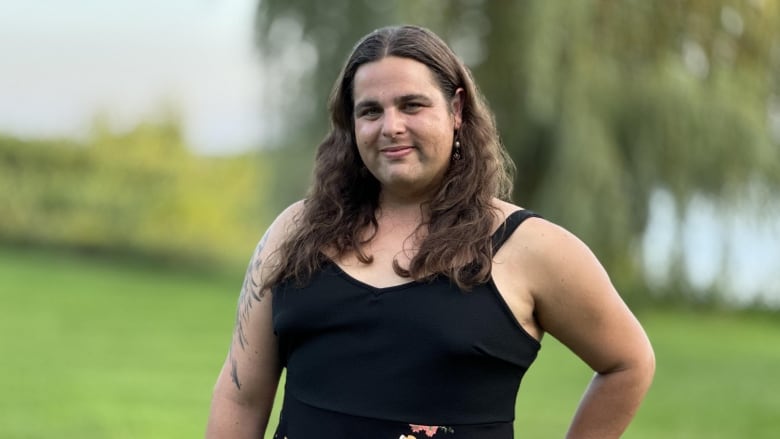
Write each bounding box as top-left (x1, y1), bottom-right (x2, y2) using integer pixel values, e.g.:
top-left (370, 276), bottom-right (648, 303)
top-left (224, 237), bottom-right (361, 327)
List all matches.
top-left (490, 198), bottom-right (588, 260)
top-left (491, 198), bottom-right (527, 226)
top-left (277, 199), bottom-right (306, 225)
top-left (249, 200), bottom-right (305, 259)
top-left (490, 198), bottom-right (545, 230)
top-left (266, 200), bottom-right (306, 242)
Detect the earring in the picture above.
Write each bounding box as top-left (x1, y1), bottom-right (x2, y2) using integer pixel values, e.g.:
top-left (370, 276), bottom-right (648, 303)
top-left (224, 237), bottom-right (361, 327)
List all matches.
top-left (452, 140), bottom-right (462, 161)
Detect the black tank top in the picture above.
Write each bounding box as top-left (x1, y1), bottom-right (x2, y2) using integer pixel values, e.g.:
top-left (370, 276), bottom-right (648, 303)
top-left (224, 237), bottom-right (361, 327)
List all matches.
top-left (272, 210), bottom-right (541, 438)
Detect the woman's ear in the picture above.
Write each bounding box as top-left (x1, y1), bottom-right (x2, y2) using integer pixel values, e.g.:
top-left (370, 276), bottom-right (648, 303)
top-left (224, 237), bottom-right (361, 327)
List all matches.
top-left (451, 88), bottom-right (464, 130)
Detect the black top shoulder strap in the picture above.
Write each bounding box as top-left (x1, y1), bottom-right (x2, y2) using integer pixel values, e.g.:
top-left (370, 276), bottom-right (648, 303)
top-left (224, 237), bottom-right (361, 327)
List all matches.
top-left (491, 210), bottom-right (540, 254)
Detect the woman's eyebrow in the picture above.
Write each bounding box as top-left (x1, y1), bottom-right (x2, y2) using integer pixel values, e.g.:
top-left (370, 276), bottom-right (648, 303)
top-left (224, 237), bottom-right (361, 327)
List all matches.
top-left (395, 94), bottom-right (431, 104)
top-left (354, 99), bottom-right (379, 113)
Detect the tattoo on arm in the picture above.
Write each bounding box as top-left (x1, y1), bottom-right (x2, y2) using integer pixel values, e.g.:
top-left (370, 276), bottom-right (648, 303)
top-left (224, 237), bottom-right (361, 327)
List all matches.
top-left (230, 356), bottom-right (241, 390)
top-left (228, 230), bottom-right (270, 391)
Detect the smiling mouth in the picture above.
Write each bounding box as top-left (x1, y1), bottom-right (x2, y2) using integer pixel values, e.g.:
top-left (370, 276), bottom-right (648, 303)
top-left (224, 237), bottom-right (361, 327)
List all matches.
top-left (380, 145), bottom-right (414, 153)
top-left (380, 146), bottom-right (415, 158)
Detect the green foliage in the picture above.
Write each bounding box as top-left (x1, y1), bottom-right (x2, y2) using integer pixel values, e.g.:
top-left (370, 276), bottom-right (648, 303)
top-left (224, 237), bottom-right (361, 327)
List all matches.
top-left (2, 247), bottom-right (779, 438)
top-left (0, 115), bottom-right (271, 270)
top-left (254, 0), bottom-right (780, 304)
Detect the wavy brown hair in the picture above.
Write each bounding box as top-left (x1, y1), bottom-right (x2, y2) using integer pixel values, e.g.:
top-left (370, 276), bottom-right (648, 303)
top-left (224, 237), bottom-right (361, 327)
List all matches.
top-left (265, 25), bottom-right (514, 291)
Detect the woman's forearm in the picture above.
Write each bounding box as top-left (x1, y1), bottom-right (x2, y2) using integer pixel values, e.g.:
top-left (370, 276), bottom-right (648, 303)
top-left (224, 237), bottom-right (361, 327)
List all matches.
top-left (205, 393), bottom-right (268, 439)
top-left (565, 361), bottom-right (655, 439)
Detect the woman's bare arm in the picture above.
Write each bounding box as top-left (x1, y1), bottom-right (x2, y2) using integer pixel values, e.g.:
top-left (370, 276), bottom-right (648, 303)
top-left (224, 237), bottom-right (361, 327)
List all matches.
top-left (205, 202), bottom-right (303, 438)
top-left (522, 219), bottom-right (655, 439)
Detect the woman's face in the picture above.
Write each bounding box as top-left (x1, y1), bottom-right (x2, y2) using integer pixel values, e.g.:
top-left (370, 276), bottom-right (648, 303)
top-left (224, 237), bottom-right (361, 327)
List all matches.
top-left (352, 56), bottom-right (462, 201)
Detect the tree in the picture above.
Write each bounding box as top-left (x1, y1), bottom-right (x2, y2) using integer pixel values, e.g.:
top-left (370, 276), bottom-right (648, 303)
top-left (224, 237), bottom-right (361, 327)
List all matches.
top-left (254, 0), bottom-right (780, 304)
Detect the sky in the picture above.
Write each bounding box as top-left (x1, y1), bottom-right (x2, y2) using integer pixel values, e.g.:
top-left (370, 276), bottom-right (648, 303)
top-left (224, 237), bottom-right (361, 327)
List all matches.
top-left (0, 0), bottom-right (263, 155)
top-left (1, 0), bottom-right (778, 303)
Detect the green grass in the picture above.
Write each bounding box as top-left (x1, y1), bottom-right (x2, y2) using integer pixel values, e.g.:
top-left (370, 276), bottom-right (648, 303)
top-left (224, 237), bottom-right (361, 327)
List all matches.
top-left (1, 246), bottom-right (779, 438)
top-left (0, 247), bottom-right (239, 438)
top-left (517, 309), bottom-right (780, 437)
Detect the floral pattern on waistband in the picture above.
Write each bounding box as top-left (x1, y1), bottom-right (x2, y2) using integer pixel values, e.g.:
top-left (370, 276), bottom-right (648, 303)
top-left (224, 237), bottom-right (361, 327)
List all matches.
top-left (398, 424), bottom-right (455, 438)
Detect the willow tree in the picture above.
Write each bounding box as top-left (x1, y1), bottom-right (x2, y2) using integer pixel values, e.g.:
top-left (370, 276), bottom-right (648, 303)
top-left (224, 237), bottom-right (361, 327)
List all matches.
top-left (254, 0), bottom-right (780, 304)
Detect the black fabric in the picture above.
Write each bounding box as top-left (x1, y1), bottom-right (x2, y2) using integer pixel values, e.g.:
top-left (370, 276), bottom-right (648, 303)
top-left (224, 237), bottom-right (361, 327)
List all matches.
top-left (491, 210), bottom-right (540, 253)
top-left (272, 210), bottom-right (540, 438)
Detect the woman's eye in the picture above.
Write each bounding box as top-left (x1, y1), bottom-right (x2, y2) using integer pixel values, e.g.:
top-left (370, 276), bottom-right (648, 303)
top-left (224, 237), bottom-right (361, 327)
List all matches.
top-left (359, 108), bottom-right (380, 118)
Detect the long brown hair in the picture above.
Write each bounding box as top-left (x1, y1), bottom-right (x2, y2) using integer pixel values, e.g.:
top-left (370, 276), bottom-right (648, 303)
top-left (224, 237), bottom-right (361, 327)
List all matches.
top-left (265, 25), bottom-right (514, 291)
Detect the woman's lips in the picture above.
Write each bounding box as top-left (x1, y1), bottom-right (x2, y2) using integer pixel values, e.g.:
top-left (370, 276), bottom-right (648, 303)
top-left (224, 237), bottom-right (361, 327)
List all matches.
top-left (381, 146), bottom-right (414, 158)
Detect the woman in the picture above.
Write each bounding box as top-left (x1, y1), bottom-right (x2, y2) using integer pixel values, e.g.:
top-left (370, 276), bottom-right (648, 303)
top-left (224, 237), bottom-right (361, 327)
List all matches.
top-left (206, 25), bottom-right (654, 438)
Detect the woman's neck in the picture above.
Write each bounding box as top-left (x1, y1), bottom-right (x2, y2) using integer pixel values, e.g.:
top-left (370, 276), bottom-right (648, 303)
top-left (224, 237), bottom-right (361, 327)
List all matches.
top-left (376, 198), bottom-right (427, 226)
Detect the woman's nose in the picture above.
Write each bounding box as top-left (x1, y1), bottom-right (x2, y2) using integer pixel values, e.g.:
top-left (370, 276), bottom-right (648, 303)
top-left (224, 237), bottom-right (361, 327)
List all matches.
top-left (381, 109), bottom-right (405, 139)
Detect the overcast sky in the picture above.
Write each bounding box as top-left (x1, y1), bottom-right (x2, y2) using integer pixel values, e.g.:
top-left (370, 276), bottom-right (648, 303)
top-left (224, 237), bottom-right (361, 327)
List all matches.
top-left (0, 0), bottom-right (263, 154)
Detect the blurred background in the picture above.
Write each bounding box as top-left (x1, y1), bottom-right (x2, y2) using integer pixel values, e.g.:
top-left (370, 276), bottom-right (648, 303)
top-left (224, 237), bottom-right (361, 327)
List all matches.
top-left (1, 0), bottom-right (779, 438)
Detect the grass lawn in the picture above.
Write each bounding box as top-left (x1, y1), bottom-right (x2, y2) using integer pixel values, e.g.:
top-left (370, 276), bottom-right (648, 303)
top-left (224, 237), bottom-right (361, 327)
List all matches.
top-left (1, 246), bottom-right (778, 438)
top-left (516, 309), bottom-right (780, 438)
top-left (0, 247), bottom-right (240, 438)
